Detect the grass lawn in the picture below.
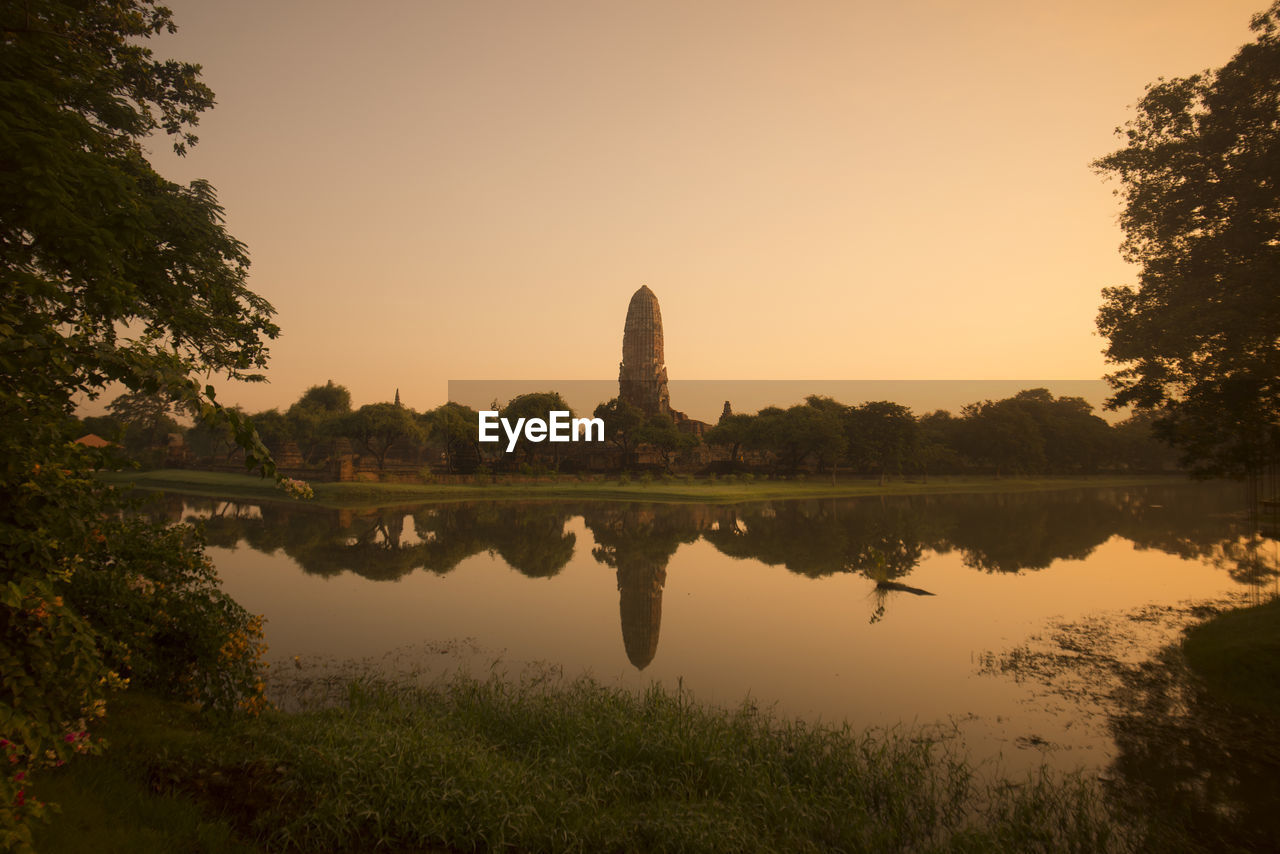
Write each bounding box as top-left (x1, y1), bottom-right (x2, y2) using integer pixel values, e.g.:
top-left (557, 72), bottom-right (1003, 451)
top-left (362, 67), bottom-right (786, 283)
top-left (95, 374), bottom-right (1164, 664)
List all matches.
top-left (1183, 596), bottom-right (1280, 718)
top-left (29, 696), bottom-right (258, 854)
top-left (33, 678), bottom-right (1140, 853)
top-left (101, 469), bottom-right (1186, 508)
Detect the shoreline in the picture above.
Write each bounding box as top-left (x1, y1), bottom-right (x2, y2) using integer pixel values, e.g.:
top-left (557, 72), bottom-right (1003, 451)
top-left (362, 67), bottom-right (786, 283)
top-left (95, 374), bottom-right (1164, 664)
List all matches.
top-left (102, 469), bottom-right (1194, 508)
top-left (33, 677), bottom-right (1137, 854)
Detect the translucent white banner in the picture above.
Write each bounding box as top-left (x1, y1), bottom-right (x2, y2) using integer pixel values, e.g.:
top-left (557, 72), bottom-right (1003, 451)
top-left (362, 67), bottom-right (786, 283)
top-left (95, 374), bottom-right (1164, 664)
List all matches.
top-left (447, 379), bottom-right (1119, 423)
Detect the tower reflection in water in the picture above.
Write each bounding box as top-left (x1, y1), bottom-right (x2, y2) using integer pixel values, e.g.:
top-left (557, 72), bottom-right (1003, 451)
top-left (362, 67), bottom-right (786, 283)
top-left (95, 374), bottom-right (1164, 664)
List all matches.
top-left (156, 484), bottom-right (1272, 671)
top-left (583, 505), bottom-right (717, 669)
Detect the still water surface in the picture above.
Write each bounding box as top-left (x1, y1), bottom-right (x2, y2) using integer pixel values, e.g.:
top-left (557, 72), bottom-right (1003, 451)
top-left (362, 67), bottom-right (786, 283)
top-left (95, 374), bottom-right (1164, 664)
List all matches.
top-left (157, 481), bottom-right (1268, 780)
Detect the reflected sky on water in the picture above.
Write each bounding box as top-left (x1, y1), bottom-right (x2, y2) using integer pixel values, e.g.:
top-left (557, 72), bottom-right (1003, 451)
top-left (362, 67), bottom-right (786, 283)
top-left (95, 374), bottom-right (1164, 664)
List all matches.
top-left (148, 481), bottom-right (1271, 780)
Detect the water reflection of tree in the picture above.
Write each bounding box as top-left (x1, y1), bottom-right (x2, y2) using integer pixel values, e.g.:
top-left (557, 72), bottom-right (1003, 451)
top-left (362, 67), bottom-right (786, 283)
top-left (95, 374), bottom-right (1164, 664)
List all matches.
top-left (355, 504), bottom-right (577, 579)
top-left (1119, 489), bottom-right (1268, 571)
top-left (935, 490), bottom-right (1122, 573)
top-left (583, 504), bottom-right (713, 669)
top-left (484, 505), bottom-right (577, 578)
top-left (172, 498), bottom-right (258, 548)
top-left (1211, 535), bottom-right (1280, 589)
top-left (168, 482), bottom-right (1258, 585)
top-left (1107, 645), bottom-right (1280, 852)
top-left (169, 500), bottom-right (577, 581)
top-left (698, 484), bottom-right (1257, 579)
top-left (703, 499), bottom-right (926, 580)
top-left (159, 481), bottom-right (1265, 632)
top-left (701, 500), bottom-right (935, 624)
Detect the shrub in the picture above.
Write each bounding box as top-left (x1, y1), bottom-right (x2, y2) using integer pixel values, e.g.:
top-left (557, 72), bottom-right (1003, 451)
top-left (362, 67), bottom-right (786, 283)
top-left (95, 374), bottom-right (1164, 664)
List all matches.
top-left (0, 457), bottom-right (270, 851)
top-left (65, 516), bottom-right (269, 716)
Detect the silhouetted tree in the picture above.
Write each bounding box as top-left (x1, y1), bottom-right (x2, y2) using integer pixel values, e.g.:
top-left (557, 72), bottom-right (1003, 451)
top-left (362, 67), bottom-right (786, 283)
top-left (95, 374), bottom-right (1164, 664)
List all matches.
top-left (425, 401), bottom-right (480, 473)
top-left (960, 398), bottom-right (1045, 475)
top-left (295, 380), bottom-right (351, 413)
top-left (846, 401), bottom-right (917, 484)
top-left (751, 405), bottom-right (846, 475)
top-left (805, 395), bottom-right (851, 476)
top-left (705, 412), bottom-right (755, 468)
top-left (334, 402), bottom-right (423, 471)
top-left (1095, 3), bottom-right (1280, 477)
top-left (637, 414), bottom-right (696, 471)
top-left (1112, 410), bottom-right (1179, 472)
top-left (186, 409), bottom-right (237, 462)
top-left (916, 410), bottom-right (965, 479)
top-left (594, 397), bottom-right (646, 468)
top-left (107, 390), bottom-right (182, 464)
top-left (249, 408), bottom-right (291, 449)
top-left (1003, 389), bottom-right (1112, 473)
top-left (500, 391), bottom-right (574, 469)
top-left (286, 381), bottom-right (351, 462)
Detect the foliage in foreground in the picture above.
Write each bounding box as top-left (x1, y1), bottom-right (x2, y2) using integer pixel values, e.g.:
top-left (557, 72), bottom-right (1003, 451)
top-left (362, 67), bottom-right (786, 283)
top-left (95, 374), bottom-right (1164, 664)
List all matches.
top-left (0, 453), bottom-right (271, 851)
top-left (64, 516), bottom-right (270, 717)
top-left (1, 0), bottom-right (284, 848)
top-left (143, 674), bottom-right (1140, 854)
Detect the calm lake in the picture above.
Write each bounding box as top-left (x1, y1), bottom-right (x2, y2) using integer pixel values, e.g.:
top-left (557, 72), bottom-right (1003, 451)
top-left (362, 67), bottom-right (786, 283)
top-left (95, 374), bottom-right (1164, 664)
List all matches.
top-left (152, 480), bottom-right (1271, 785)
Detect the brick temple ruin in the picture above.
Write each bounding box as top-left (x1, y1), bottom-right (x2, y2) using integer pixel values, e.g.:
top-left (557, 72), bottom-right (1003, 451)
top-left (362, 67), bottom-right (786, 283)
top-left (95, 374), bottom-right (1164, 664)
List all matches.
top-left (619, 285), bottom-right (673, 417)
top-left (618, 285), bottom-right (711, 438)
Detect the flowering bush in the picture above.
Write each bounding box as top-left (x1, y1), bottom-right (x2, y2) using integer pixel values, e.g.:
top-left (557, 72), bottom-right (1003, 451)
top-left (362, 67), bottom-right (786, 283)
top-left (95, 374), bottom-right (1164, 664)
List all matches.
top-left (1, 454), bottom-right (271, 851)
top-left (1, 445), bottom-right (120, 852)
top-left (66, 516), bottom-right (270, 716)
top-left (279, 477), bottom-right (315, 500)
top-left (0, 0), bottom-right (284, 846)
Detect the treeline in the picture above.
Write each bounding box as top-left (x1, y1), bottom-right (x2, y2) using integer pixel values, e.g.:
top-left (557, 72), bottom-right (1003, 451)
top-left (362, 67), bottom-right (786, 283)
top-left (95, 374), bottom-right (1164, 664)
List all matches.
top-left (74, 382), bottom-right (1178, 477)
top-left (78, 380), bottom-right (441, 471)
top-left (75, 382), bottom-right (585, 474)
top-left (705, 388), bottom-right (1176, 478)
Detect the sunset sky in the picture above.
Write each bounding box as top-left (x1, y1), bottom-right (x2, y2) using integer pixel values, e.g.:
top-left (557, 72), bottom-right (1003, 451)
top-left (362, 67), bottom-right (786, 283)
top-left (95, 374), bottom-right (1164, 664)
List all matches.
top-left (137, 0), bottom-right (1266, 415)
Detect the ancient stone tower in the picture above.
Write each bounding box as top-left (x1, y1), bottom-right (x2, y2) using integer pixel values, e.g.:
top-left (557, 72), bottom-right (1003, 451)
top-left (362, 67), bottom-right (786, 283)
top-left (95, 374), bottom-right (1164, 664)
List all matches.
top-left (619, 285), bottom-right (672, 417)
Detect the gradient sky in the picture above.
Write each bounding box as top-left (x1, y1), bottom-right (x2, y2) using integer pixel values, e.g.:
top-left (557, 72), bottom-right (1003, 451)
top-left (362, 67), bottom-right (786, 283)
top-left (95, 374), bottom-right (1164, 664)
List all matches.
top-left (133, 0), bottom-right (1266, 415)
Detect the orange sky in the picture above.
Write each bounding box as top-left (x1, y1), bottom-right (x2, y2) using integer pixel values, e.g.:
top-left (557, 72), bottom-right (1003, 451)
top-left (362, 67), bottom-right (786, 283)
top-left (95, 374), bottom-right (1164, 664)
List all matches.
top-left (131, 0), bottom-right (1265, 415)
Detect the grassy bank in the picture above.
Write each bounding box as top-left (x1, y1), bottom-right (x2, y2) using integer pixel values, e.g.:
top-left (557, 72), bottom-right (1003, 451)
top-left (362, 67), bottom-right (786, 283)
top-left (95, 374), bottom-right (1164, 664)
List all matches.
top-left (102, 469), bottom-right (1185, 508)
top-left (1184, 596), bottom-right (1280, 718)
top-left (35, 676), bottom-right (1141, 854)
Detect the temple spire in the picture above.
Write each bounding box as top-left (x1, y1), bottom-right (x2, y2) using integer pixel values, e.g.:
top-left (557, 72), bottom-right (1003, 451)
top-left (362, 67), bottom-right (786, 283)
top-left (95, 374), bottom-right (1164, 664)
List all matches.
top-left (618, 286), bottom-right (671, 416)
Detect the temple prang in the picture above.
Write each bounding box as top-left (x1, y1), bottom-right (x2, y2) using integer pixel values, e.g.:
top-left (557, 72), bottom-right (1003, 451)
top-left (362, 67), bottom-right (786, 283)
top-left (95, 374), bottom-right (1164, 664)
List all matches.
top-left (618, 285), bottom-right (672, 417)
top-left (617, 285), bottom-right (713, 437)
